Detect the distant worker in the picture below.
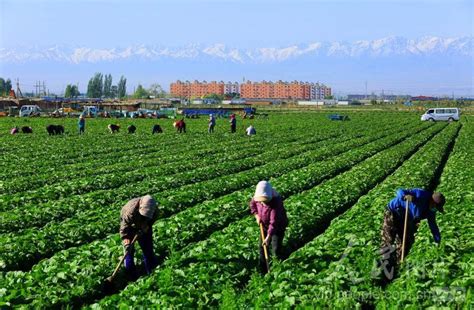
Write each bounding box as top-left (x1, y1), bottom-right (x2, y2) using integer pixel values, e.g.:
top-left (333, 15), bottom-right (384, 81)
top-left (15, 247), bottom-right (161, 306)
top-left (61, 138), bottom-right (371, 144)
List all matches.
top-left (21, 126), bottom-right (33, 134)
top-left (173, 118), bottom-right (186, 133)
top-left (379, 188), bottom-right (445, 281)
top-left (78, 114), bottom-right (85, 134)
top-left (152, 124), bottom-right (163, 134)
top-left (250, 181), bottom-right (288, 274)
top-left (108, 124), bottom-right (120, 133)
top-left (120, 195), bottom-right (159, 280)
top-left (10, 126), bottom-right (19, 135)
top-left (246, 125), bottom-right (256, 136)
top-left (208, 114), bottom-right (216, 133)
top-left (229, 114), bottom-right (237, 133)
top-left (128, 125), bottom-right (137, 134)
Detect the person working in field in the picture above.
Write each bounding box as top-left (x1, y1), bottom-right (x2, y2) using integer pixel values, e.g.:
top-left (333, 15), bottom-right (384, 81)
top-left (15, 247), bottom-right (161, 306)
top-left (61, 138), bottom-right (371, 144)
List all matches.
top-left (78, 114), bottom-right (85, 134)
top-left (208, 114), bottom-right (216, 133)
top-left (246, 125), bottom-right (256, 136)
top-left (120, 195), bottom-right (159, 280)
top-left (250, 181), bottom-right (288, 274)
top-left (173, 118), bottom-right (186, 133)
top-left (229, 114), bottom-right (237, 133)
top-left (379, 188), bottom-right (445, 281)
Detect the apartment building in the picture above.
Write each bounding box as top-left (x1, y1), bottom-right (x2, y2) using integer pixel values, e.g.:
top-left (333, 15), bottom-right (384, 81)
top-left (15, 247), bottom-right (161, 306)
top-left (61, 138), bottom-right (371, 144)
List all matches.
top-left (171, 80), bottom-right (331, 99)
top-left (224, 82), bottom-right (240, 95)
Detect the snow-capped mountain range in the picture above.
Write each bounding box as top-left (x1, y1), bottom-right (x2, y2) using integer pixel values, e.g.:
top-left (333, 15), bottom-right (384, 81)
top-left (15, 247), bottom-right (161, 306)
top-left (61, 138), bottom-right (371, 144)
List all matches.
top-left (1, 36), bottom-right (472, 64)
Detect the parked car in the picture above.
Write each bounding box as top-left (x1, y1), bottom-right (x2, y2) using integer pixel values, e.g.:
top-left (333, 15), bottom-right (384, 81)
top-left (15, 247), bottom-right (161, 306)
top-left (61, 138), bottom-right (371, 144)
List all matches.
top-left (420, 108), bottom-right (460, 122)
top-left (19, 105), bottom-right (41, 117)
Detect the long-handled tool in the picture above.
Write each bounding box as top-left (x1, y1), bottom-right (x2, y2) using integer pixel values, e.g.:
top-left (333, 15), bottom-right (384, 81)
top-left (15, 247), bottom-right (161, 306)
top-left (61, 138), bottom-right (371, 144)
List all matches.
top-left (401, 199), bottom-right (410, 262)
top-left (105, 234), bottom-right (139, 284)
top-left (259, 223), bottom-right (270, 273)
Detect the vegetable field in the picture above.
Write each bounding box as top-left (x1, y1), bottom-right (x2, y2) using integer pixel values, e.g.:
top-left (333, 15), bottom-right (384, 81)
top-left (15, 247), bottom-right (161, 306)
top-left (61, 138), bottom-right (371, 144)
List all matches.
top-left (0, 112), bottom-right (472, 308)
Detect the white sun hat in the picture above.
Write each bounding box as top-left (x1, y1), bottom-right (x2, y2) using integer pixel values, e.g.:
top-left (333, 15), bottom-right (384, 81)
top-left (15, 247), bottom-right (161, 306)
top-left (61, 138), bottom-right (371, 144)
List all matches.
top-left (254, 181), bottom-right (273, 202)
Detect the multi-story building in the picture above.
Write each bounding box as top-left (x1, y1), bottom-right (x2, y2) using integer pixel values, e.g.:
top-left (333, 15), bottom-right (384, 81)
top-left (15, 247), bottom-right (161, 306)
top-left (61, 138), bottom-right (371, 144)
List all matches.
top-left (171, 80), bottom-right (331, 99)
top-left (171, 80), bottom-right (233, 98)
top-left (224, 82), bottom-right (240, 95)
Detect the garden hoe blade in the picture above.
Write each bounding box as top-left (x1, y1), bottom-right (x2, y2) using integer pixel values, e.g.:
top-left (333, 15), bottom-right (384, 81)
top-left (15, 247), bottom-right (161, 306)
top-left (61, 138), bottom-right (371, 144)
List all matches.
top-left (103, 234), bottom-right (138, 293)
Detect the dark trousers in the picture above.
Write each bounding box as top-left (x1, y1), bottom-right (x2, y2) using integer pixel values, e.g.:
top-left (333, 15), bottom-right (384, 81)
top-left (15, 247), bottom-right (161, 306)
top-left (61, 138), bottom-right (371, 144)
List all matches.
top-left (379, 208), bottom-right (416, 281)
top-left (208, 124), bottom-right (215, 133)
top-left (124, 228), bottom-right (158, 278)
top-left (230, 124), bottom-right (236, 133)
top-left (259, 231), bottom-right (284, 274)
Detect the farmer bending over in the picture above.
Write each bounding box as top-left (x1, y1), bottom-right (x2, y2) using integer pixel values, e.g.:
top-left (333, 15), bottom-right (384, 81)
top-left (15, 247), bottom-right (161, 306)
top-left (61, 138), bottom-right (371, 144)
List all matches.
top-left (250, 181), bottom-right (288, 274)
top-left (379, 188), bottom-right (445, 281)
top-left (120, 195), bottom-right (159, 280)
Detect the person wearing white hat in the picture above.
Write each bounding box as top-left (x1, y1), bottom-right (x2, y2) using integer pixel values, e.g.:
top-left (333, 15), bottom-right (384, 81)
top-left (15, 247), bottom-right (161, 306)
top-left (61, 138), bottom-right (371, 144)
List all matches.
top-left (249, 181), bottom-right (288, 273)
top-left (208, 114), bottom-right (216, 133)
top-left (120, 195), bottom-right (159, 278)
top-left (246, 125), bottom-right (256, 136)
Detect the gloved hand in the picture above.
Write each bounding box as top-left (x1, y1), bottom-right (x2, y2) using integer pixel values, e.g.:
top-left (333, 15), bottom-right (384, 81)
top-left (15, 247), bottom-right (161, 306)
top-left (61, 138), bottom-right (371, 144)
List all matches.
top-left (404, 195), bottom-right (414, 202)
top-left (123, 243), bottom-right (133, 254)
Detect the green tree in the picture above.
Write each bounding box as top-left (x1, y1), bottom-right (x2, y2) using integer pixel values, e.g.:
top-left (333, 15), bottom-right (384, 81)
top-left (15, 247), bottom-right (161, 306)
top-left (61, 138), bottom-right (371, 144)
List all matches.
top-left (64, 85), bottom-right (72, 98)
top-left (148, 83), bottom-right (166, 98)
top-left (110, 85), bottom-right (118, 98)
top-left (0, 78), bottom-right (5, 96)
top-left (118, 76), bottom-right (127, 99)
top-left (65, 84), bottom-right (80, 98)
top-left (103, 74), bottom-right (112, 98)
top-left (133, 84), bottom-right (149, 99)
top-left (5, 79), bottom-right (12, 95)
top-left (86, 73), bottom-right (103, 98)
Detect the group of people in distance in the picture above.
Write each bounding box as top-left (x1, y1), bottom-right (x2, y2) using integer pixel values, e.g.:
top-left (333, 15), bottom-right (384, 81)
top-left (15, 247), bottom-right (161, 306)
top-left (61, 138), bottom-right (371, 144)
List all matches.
top-left (122, 183), bottom-right (445, 280)
top-left (10, 113), bottom-right (257, 136)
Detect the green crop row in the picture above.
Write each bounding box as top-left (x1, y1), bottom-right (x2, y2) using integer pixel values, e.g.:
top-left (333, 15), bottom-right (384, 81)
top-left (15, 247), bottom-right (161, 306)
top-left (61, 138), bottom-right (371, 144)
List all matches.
top-left (378, 121), bottom-right (473, 308)
top-left (0, 126), bottom-right (328, 212)
top-left (0, 119), bottom-right (429, 307)
top-left (236, 122), bottom-right (461, 308)
top-left (0, 126), bottom-right (368, 270)
top-left (0, 130), bottom-right (292, 195)
top-left (0, 125), bottom-right (279, 186)
top-left (90, 123), bottom-right (445, 308)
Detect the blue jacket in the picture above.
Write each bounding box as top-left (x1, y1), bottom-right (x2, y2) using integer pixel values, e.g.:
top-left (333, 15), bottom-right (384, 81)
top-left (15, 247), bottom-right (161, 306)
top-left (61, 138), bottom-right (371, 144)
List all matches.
top-left (387, 188), bottom-right (441, 243)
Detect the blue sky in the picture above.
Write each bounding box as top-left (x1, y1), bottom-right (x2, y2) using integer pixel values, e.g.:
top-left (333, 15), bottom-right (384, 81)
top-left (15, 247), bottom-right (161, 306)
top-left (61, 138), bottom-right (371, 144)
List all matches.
top-left (0, 0), bottom-right (472, 96)
top-left (1, 0), bottom-right (472, 48)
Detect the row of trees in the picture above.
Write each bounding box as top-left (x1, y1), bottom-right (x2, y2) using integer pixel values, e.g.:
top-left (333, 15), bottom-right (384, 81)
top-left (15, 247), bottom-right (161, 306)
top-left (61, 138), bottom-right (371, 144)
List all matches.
top-left (85, 73), bottom-right (127, 99)
top-left (0, 78), bottom-right (13, 97)
top-left (131, 83), bottom-right (166, 99)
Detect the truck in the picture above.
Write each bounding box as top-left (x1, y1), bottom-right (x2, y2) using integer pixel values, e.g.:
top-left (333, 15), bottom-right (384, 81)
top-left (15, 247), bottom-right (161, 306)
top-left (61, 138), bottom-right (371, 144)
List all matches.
top-left (83, 106), bottom-right (99, 117)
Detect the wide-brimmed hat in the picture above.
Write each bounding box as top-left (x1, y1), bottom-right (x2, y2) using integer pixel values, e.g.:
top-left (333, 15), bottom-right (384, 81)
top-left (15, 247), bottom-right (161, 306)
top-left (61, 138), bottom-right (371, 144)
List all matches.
top-left (432, 192), bottom-right (445, 213)
top-left (254, 181), bottom-right (273, 202)
top-left (139, 195), bottom-right (157, 219)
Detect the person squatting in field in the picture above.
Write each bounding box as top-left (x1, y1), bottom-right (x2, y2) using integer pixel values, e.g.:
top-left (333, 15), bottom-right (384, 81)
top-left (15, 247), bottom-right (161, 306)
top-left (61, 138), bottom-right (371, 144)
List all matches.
top-left (120, 195), bottom-right (159, 280)
top-left (152, 124), bottom-right (163, 134)
top-left (208, 114), bottom-right (216, 133)
top-left (246, 125), bottom-right (256, 136)
top-left (250, 181), bottom-right (288, 274)
top-left (229, 114), bottom-right (237, 133)
top-left (379, 188), bottom-right (445, 281)
top-left (173, 118), bottom-right (186, 133)
top-left (10, 126), bottom-right (19, 134)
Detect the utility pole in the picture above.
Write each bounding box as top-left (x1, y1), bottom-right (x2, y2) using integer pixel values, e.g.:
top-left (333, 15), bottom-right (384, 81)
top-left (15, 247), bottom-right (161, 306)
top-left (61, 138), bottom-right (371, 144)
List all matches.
top-left (15, 78), bottom-right (23, 98)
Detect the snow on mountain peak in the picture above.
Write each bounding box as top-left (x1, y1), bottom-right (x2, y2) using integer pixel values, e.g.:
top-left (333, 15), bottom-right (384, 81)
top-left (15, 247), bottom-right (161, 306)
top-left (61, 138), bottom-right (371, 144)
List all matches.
top-left (1, 36), bottom-right (471, 64)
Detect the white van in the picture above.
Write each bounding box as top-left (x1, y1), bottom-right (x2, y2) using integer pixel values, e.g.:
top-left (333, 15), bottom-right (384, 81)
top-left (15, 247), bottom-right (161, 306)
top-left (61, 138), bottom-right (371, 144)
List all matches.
top-left (19, 105), bottom-right (41, 117)
top-left (421, 108), bottom-right (460, 122)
